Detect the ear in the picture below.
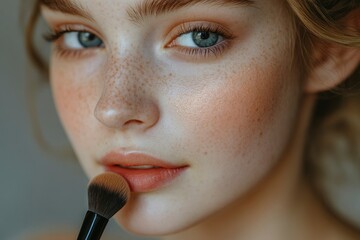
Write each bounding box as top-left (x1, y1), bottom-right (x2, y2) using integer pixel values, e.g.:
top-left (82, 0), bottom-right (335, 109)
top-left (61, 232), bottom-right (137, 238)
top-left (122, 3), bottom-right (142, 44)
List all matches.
top-left (305, 41), bottom-right (360, 93)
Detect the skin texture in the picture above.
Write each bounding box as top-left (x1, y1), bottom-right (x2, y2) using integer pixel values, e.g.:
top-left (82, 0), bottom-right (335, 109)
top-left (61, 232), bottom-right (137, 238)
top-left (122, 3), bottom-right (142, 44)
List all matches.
top-left (41, 0), bottom-right (359, 239)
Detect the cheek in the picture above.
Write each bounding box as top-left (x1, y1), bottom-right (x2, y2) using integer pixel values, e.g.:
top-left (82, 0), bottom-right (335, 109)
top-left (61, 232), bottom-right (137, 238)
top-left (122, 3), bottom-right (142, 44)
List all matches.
top-left (50, 61), bottom-right (100, 150)
top-left (173, 58), bottom-right (300, 167)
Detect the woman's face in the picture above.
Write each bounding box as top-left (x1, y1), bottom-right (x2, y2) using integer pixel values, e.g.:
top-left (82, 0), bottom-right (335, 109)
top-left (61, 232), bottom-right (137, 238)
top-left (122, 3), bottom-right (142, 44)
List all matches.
top-left (42, 0), bottom-right (303, 235)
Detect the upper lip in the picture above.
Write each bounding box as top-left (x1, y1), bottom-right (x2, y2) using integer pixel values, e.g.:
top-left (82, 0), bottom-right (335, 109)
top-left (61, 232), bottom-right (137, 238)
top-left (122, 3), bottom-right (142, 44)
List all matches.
top-left (99, 151), bottom-right (185, 169)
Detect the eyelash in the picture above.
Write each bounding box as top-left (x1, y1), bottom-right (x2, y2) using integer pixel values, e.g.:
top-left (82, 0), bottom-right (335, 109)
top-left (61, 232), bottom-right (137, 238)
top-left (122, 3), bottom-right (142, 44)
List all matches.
top-left (168, 22), bottom-right (235, 58)
top-left (44, 25), bottom-right (98, 58)
top-left (44, 23), bottom-right (235, 59)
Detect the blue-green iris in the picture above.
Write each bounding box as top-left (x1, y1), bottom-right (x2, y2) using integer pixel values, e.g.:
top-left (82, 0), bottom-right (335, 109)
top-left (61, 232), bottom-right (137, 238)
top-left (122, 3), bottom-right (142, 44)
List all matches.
top-left (192, 31), bottom-right (219, 47)
top-left (78, 32), bottom-right (103, 48)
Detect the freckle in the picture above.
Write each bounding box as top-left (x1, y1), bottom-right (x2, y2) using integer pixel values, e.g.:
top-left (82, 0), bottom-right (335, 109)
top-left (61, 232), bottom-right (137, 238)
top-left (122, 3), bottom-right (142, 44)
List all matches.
top-left (259, 131), bottom-right (263, 137)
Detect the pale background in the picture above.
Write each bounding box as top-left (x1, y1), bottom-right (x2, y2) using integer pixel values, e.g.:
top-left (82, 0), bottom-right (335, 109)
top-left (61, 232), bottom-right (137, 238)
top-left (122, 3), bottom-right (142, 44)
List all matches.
top-left (0, 1), bottom-right (153, 239)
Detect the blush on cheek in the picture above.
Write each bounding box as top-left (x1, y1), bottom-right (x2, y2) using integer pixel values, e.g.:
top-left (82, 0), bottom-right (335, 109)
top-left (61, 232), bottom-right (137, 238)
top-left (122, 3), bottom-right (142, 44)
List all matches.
top-left (52, 81), bottom-right (81, 135)
top-left (174, 55), bottom-right (299, 168)
top-left (50, 53), bottom-right (106, 138)
top-left (50, 66), bottom-right (99, 146)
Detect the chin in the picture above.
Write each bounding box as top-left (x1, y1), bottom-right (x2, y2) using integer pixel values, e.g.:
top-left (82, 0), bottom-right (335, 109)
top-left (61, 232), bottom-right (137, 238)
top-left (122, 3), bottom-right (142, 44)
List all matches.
top-left (111, 193), bottom-right (206, 237)
top-left (113, 211), bottom-right (193, 237)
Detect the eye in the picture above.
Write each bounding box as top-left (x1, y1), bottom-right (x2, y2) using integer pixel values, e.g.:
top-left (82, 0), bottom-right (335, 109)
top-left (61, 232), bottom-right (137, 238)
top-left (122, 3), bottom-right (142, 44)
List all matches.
top-left (176, 31), bottom-right (224, 48)
top-left (44, 28), bottom-right (105, 58)
top-left (166, 22), bottom-right (235, 59)
top-left (63, 31), bottom-right (103, 49)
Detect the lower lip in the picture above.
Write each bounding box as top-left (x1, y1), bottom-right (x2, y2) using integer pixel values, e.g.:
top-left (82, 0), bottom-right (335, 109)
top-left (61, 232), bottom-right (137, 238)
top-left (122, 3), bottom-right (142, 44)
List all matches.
top-left (105, 165), bottom-right (187, 192)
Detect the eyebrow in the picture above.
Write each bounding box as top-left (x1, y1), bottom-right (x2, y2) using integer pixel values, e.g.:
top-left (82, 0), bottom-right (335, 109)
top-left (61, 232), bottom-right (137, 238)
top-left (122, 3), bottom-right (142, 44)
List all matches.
top-left (40, 0), bottom-right (93, 20)
top-left (40, 0), bottom-right (253, 23)
top-left (127, 0), bottom-right (254, 23)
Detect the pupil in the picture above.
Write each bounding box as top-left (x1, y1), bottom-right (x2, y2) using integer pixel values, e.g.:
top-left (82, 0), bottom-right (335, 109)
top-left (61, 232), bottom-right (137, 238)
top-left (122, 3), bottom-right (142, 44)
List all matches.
top-left (200, 32), bottom-right (210, 40)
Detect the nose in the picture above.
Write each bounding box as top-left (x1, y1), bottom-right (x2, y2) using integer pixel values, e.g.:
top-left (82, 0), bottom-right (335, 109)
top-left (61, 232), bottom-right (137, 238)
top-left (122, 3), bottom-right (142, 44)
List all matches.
top-left (94, 57), bottom-right (160, 132)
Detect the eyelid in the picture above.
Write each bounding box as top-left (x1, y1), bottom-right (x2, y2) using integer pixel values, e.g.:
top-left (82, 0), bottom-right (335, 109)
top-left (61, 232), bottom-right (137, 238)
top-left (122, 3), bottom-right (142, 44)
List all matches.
top-left (43, 24), bottom-right (105, 59)
top-left (163, 21), bottom-right (236, 60)
top-left (44, 24), bottom-right (104, 43)
top-left (165, 21), bottom-right (235, 47)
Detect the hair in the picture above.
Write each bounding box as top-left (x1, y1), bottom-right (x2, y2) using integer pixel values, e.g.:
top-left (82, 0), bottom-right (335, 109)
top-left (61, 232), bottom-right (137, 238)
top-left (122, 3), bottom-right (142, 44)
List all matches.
top-left (24, 0), bottom-right (360, 227)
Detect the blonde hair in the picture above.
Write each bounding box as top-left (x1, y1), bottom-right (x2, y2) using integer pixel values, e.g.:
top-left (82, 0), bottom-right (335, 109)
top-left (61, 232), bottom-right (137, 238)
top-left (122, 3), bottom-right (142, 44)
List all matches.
top-left (284, 0), bottom-right (360, 227)
top-left (25, 0), bottom-right (360, 227)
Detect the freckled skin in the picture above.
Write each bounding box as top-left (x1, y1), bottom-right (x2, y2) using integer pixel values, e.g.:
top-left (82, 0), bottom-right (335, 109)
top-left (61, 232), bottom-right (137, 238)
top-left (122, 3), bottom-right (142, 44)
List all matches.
top-left (94, 51), bottom-right (161, 129)
top-left (45, 0), bottom-right (307, 237)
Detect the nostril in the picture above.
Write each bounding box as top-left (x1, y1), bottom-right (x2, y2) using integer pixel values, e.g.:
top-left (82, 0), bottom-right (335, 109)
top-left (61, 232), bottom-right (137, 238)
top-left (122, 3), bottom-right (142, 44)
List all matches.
top-left (124, 119), bottom-right (144, 126)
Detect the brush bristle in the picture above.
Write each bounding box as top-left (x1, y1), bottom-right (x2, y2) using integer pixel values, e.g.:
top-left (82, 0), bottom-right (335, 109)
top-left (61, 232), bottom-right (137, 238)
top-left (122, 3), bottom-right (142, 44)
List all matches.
top-left (88, 172), bottom-right (130, 219)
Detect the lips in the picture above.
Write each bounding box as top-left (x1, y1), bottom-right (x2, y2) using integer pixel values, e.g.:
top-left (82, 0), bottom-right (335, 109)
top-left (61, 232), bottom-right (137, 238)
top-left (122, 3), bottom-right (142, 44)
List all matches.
top-left (100, 152), bottom-right (188, 192)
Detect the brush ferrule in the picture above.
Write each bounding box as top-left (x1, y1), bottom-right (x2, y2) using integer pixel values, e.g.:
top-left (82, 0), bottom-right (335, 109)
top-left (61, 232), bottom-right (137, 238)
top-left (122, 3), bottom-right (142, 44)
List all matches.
top-left (77, 211), bottom-right (109, 240)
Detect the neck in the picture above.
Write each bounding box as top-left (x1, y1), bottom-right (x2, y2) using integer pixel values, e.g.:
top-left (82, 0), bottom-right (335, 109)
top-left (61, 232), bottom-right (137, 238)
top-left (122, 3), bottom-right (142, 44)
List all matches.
top-left (162, 95), bottom-right (357, 240)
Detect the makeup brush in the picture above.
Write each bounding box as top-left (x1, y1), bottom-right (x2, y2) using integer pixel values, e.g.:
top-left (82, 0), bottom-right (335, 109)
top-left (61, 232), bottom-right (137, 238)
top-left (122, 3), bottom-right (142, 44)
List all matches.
top-left (77, 172), bottom-right (130, 240)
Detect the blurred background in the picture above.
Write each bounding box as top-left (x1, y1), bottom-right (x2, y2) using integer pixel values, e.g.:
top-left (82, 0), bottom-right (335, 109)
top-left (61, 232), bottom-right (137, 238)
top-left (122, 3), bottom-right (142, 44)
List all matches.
top-left (1, 0), bottom-right (360, 240)
top-left (0, 1), bottom-right (153, 239)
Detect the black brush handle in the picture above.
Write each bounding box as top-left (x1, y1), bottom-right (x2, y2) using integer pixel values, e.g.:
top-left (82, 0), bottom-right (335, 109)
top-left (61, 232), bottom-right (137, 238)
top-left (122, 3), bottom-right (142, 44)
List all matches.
top-left (77, 211), bottom-right (109, 240)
